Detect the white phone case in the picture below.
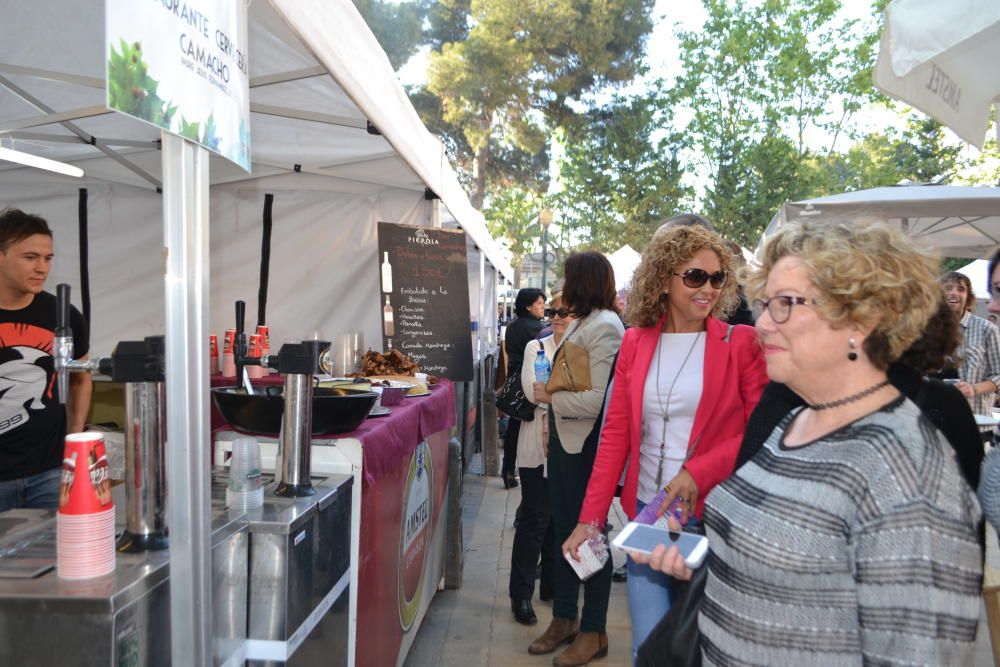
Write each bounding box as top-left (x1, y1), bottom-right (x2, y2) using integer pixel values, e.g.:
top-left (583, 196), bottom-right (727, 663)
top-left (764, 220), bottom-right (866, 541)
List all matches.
top-left (612, 522), bottom-right (709, 569)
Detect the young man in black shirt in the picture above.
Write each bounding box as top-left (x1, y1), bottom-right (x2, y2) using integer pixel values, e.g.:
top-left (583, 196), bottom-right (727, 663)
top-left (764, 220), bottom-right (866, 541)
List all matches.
top-left (0, 209), bottom-right (91, 512)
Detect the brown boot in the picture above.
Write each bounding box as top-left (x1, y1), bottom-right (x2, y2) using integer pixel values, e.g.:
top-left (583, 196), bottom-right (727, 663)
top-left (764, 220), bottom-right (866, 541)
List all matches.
top-left (552, 631), bottom-right (609, 666)
top-left (528, 617), bottom-right (579, 655)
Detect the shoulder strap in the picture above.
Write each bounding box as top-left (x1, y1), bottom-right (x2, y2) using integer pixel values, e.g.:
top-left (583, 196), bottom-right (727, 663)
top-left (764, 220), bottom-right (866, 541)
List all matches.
top-left (723, 323), bottom-right (736, 343)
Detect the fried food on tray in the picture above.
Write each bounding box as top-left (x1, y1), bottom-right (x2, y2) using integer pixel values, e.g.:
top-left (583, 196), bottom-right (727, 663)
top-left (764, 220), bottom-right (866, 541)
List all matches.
top-left (346, 349), bottom-right (438, 384)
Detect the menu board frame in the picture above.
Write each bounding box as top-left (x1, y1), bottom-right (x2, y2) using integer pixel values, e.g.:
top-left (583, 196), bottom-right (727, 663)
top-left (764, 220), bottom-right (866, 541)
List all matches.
top-left (377, 222), bottom-right (474, 381)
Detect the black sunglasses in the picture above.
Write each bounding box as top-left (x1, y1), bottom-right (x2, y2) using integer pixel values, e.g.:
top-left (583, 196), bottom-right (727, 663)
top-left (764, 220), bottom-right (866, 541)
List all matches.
top-left (545, 307), bottom-right (571, 318)
top-left (672, 268), bottom-right (728, 289)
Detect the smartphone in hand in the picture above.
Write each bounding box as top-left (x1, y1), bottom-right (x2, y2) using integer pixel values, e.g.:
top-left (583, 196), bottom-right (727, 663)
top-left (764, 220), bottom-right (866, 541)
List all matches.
top-left (612, 522), bottom-right (709, 568)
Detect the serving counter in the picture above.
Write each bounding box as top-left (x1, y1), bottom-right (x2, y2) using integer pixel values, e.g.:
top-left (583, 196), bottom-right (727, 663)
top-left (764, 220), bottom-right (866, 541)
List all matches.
top-left (214, 378), bottom-right (457, 667)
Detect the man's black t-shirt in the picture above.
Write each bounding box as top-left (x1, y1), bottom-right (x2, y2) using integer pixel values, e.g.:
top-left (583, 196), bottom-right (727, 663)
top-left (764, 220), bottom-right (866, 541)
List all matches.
top-left (0, 291), bottom-right (88, 481)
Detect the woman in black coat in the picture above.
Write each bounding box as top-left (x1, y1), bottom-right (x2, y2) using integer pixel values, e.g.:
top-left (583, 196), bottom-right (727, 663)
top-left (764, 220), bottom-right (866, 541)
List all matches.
top-left (501, 287), bottom-right (546, 488)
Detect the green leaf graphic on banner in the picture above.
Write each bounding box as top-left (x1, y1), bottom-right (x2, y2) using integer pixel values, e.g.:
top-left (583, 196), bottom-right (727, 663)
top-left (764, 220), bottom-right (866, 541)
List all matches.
top-left (107, 39), bottom-right (176, 126)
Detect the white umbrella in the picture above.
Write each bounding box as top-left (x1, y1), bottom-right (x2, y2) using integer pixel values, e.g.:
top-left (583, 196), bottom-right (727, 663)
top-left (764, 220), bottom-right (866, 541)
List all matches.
top-left (873, 0), bottom-right (1000, 149)
top-left (756, 183), bottom-right (1000, 260)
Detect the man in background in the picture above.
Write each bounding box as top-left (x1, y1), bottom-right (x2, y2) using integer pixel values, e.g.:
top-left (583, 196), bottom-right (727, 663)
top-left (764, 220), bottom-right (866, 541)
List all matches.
top-left (0, 209), bottom-right (91, 511)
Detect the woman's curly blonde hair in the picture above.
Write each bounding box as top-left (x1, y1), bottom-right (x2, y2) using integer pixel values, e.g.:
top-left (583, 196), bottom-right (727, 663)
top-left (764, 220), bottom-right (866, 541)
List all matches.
top-left (624, 225), bottom-right (738, 328)
top-left (747, 218), bottom-right (940, 369)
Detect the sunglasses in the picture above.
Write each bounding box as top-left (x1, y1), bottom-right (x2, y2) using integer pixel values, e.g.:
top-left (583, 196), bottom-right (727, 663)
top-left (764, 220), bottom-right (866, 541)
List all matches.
top-left (545, 307), bottom-right (571, 318)
top-left (672, 268), bottom-right (728, 289)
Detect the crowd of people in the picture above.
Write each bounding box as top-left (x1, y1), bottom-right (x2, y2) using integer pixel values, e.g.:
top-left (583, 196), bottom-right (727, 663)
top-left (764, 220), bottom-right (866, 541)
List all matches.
top-left (497, 212), bottom-right (999, 666)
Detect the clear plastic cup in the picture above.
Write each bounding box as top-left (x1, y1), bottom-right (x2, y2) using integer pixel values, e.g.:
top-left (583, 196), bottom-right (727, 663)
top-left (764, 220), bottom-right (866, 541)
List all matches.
top-left (227, 438), bottom-right (264, 510)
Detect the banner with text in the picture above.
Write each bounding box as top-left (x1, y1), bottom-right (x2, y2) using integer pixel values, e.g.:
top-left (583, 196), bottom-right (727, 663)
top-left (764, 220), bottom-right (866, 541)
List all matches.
top-left (106, 0), bottom-right (250, 171)
top-left (377, 222), bottom-right (474, 381)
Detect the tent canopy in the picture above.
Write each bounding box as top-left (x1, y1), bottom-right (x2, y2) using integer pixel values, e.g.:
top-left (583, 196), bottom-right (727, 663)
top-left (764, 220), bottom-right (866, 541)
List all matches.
top-left (607, 245), bottom-right (642, 292)
top-left (0, 0), bottom-right (511, 279)
top-left (757, 184), bottom-right (1000, 260)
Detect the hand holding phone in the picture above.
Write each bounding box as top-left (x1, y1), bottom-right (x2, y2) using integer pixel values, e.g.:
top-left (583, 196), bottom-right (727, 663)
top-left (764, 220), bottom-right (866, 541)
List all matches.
top-left (612, 521), bottom-right (708, 569)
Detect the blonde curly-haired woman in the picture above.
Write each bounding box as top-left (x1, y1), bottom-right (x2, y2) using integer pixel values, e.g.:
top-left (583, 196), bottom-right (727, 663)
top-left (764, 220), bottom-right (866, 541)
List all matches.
top-left (565, 224), bottom-right (768, 658)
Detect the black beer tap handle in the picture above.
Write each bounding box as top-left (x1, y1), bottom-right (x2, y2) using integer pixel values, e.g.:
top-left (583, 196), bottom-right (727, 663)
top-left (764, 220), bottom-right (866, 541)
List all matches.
top-left (235, 300), bottom-right (247, 385)
top-left (56, 284), bottom-right (71, 337)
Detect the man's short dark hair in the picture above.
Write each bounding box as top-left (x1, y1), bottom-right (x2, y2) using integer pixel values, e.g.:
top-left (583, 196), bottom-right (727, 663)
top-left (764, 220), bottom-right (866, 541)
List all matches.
top-left (0, 209), bottom-right (52, 252)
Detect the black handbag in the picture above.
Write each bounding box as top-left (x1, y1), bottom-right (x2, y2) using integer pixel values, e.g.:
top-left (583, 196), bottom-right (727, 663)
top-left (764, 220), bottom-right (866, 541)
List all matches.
top-left (496, 371), bottom-right (536, 421)
top-left (635, 522), bottom-right (707, 667)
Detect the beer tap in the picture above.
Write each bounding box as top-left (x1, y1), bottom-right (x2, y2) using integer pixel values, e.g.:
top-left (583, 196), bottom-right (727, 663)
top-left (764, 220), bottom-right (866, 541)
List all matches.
top-left (229, 300), bottom-right (328, 496)
top-left (53, 284), bottom-right (168, 552)
top-left (53, 284), bottom-right (102, 402)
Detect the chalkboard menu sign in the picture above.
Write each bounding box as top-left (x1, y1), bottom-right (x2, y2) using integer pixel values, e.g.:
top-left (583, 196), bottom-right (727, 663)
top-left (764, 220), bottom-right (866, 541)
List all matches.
top-left (377, 222), bottom-right (474, 381)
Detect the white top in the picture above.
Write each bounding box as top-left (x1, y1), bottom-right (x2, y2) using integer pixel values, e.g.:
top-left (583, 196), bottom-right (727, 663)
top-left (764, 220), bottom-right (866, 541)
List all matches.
top-left (517, 336), bottom-right (557, 472)
top-left (638, 332), bottom-right (705, 503)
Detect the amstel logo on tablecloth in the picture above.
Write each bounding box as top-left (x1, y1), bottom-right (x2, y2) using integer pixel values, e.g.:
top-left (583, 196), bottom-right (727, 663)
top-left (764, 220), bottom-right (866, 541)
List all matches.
top-left (398, 441), bottom-right (433, 630)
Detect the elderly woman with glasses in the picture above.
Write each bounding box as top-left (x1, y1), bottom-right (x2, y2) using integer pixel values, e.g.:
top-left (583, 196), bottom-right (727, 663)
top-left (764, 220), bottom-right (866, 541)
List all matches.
top-left (564, 225), bottom-right (768, 657)
top-left (640, 219), bottom-right (983, 665)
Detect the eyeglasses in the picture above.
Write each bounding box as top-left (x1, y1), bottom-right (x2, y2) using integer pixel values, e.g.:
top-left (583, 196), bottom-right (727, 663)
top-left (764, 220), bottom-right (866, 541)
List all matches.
top-left (545, 307), bottom-right (571, 319)
top-left (751, 296), bottom-right (812, 324)
top-left (672, 268), bottom-right (728, 290)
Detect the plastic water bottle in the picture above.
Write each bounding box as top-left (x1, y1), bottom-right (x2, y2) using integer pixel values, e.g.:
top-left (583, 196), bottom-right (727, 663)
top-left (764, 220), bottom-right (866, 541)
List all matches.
top-left (534, 349), bottom-right (551, 383)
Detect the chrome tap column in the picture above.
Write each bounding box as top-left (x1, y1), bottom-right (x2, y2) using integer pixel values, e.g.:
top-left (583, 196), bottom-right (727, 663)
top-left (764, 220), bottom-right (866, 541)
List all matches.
top-left (272, 340), bottom-right (327, 498)
top-left (115, 337), bottom-right (169, 551)
top-left (279, 372), bottom-right (313, 495)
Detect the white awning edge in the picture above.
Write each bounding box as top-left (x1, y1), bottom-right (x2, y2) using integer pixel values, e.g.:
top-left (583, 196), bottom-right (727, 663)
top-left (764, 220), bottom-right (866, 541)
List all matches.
top-left (267, 0), bottom-right (513, 280)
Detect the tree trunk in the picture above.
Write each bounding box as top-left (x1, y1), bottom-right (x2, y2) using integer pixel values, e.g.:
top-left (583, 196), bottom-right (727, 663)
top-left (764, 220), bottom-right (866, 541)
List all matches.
top-left (470, 140), bottom-right (490, 210)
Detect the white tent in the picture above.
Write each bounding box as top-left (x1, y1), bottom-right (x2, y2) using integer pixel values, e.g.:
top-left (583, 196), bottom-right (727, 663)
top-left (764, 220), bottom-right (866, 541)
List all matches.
top-left (958, 259), bottom-right (991, 294)
top-left (1, 2), bottom-right (507, 664)
top-left (606, 244), bottom-right (642, 292)
top-left (0, 0), bottom-right (511, 355)
top-left (757, 184), bottom-right (1000, 260)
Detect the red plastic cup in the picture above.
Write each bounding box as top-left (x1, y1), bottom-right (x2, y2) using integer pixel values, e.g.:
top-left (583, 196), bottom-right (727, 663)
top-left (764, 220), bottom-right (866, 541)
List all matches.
top-left (59, 433), bottom-right (114, 516)
top-left (209, 334), bottom-right (219, 375)
top-left (248, 334), bottom-right (264, 378)
top-left (223, 328), bottom-right (237, 354)
top-left (255, 325), bottom-right (270, 355)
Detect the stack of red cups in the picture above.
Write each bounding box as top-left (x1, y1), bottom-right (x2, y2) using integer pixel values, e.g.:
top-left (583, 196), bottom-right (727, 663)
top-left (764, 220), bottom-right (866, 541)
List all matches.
top-left (56, 432), bottom-right (116, 579)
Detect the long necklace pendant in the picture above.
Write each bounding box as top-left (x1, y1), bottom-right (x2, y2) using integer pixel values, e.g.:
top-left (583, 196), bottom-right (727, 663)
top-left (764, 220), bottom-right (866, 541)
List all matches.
top-left (655, 456), bottom-right (664, 489)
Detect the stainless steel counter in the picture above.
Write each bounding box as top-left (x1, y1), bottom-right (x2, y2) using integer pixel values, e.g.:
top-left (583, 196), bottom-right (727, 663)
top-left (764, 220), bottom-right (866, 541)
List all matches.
top-left (208, 469), bottom-right (352, 667)
top-left (0, 503), bottom-right (248, 666)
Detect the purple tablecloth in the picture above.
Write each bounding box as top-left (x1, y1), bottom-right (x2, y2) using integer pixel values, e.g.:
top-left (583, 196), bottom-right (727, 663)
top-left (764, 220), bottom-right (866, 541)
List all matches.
top-left (327, 379), bottom-right (455, 484)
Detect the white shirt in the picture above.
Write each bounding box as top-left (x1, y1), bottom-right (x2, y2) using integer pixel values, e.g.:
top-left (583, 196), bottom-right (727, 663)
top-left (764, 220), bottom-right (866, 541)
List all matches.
top-left (638, 332), bottom-right (705, 504)
top-left (516, 336), bottom-right (557, 472)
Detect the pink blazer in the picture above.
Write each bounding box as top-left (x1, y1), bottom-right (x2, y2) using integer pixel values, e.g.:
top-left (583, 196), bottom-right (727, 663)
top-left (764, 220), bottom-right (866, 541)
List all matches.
top-left (578, 315), bottom-right (768, 524)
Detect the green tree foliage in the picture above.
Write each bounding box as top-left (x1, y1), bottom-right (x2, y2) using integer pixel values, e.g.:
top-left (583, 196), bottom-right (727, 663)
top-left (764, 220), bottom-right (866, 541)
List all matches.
top-left (666, 0), bottom-right (869, 245)
top-left (424, 0), bottom-right (654, 208)
top-left (356, 0), bottom-right (429, 71)
top-left (554, 94), bottom-right (691, 252)
top-left (806, 115), bottom-right (962, 193)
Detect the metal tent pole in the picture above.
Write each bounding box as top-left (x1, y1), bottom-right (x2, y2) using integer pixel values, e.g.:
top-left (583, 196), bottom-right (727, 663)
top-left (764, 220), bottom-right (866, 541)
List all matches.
top-left (161, 131), bottom-right (213, 667)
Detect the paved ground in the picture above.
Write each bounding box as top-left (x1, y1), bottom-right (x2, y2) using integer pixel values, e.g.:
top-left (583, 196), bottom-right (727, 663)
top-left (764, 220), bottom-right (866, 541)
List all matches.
top-left (407, 463), bottom-right (1000, 667)
top-left (405, 463), bottom-right (634, 667)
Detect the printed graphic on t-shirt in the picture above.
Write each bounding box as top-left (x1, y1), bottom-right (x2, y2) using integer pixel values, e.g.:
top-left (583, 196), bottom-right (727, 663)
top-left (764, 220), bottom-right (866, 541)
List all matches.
top-left (0, 323), bottom-right (57, 436)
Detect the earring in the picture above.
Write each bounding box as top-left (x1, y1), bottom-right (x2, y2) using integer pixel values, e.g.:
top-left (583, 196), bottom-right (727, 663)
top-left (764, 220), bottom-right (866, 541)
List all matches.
top-left (847, 338), bottom-right (858, 361)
